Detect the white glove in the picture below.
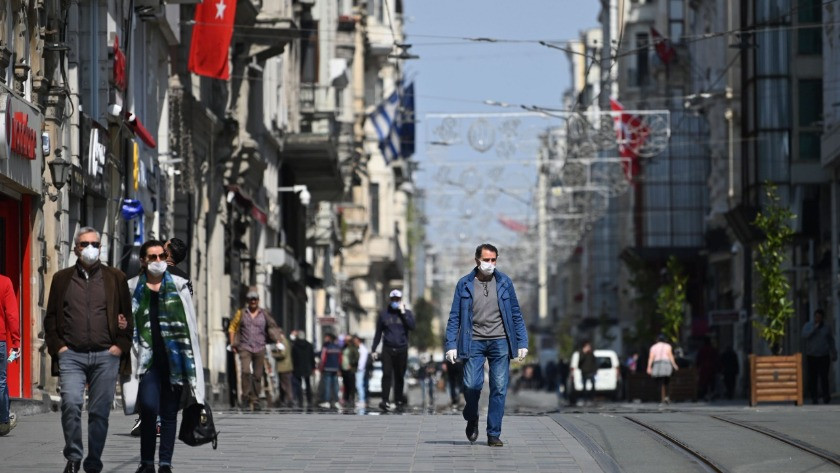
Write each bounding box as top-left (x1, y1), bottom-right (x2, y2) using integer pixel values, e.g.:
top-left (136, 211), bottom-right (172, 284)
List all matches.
top-left (445, 350), bottom-right (458, 364)
top-left (275, 342), bottom-right (285, 351)
top-left (371, 352), bottom-right (379, 361)
top-left (517, 348), bottom-right (528, 362)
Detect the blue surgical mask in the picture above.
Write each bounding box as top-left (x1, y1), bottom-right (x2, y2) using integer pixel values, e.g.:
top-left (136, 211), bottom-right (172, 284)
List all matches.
top-left (390, 301), bottom-right (400, 310)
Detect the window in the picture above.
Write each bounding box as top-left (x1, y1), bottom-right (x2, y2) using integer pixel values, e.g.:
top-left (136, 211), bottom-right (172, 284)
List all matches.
top-left (797, 79), bottom-right (822, 161)
top-left (370, 183), bottom-right (380, 234)
top-left (300, 20), bottom-right (318, 83)
top-left (634, 33), bottom-right (649, 87)
top-left (797, 0), bottom-right (822, 54)
top-left (669, 0), bottom-right (684, 42)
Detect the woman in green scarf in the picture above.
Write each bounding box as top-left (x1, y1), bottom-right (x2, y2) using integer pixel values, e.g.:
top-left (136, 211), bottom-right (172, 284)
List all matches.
top-left (127, 240), bottom-right (204, 473)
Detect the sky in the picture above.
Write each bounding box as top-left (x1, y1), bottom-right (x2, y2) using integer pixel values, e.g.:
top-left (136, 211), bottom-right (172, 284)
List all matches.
top-left (403, 1), bottom-right (602, 267)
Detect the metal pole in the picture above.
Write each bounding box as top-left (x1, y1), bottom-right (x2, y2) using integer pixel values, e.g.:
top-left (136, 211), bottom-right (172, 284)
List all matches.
top-left (832, 177), bottom-right (840, 388)
top-left (538, 146), bottom-right (548, 322)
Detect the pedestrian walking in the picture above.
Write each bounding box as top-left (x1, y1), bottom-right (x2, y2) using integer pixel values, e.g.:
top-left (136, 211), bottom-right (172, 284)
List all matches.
top-left (341, 334), bottom-right (359, 406)
top-left (695, 336), bottom-right (719, 401)
top-left (578, 341), bottom-right (598, 405)
top-left (443, 358), bottom-right (463, 407)
top-left (719, 345), bottom-right (739, 400)
top-left (318, 333), bottom-right (342, 408)
top-left (444, 243), bottom-right (529, 447)
top-left (0, 273), bottom-right (20, 436)
top-left (647, 334), bottom-right (679, 405)
top-left (127, 240), bottom-right (204, 473)
top-left (228, 289), bottom-right (283, 410)
top-left (290, 330), bottom-right (315, 408)
top-left (272, 329), bottom-right (294, 407)
top-left (371, 289), bottom-right (415, 412)
top-left (164, 237), bottom-right (192, 296)
top-left (44, 227), bottom-right (133, 473)
top-left (354, 336), bottom-right (369, 407)
top-left (801, 309), bottom-right (837, 404)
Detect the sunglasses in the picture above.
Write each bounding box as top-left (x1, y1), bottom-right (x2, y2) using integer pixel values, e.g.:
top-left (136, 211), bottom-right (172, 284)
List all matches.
top-left (79, 241), bottom-right (101, 248)
top-left (144, 253), bottom-right (168, 261)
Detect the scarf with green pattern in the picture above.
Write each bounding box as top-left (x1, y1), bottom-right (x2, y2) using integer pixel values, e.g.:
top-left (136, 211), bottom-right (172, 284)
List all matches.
top-left (132, 271), bottom-right (197, 389)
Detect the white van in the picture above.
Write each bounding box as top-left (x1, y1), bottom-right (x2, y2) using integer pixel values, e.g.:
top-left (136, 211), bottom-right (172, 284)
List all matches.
top-left (566, 349), bottom-right (621, 403)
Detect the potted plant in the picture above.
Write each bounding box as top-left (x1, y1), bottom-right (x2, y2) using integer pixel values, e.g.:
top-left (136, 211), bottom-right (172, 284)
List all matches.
top-left (749, 182), bottom-right (802, 406)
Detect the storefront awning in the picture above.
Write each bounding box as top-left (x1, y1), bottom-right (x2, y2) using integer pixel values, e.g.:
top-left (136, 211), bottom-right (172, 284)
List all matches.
top-left (124, 111), bottom-right (157, 148)
top-left (226, 185), bottom-right (268, 225)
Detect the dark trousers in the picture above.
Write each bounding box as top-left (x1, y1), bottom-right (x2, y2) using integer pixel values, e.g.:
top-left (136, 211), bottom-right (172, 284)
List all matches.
top-left (138, 364), bottom-right (183, 467)
top-left (381, 346), bottom-right (408, 405)
top-left (582, 375), bottom-right (596, 401)
top-left (342, 370), bottom-right (356, 403)
top-left (293, 374), bottom-right (312, 407)
top-left (807, 355), bottom-right (831, 404)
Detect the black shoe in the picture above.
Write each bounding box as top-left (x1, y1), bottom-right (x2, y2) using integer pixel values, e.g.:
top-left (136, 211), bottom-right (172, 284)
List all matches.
top-left (379, 401), bottom-right (390, 412)
top-left (134, 465), bottom-right (154, 473)
top-left (130, 418), bottom-right (142, 437)
top-left (159, 465), bottom-right (173, 473)
top-left (63, 460), bottom-right (81, 473)
top-left (466, 418), bottom-right (479, 443)
top-left (487, 436), bottom-right (504, 447)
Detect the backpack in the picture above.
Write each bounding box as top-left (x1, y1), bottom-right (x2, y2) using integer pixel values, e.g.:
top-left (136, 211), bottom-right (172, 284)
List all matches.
top-left (178, 402), bottom-right (219, 449)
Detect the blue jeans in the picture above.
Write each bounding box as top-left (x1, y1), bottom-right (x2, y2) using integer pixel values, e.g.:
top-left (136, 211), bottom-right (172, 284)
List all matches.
top-left (322, 372), bottom-right (339, 404)
top-left (462, 338), bottom-right (510, 437)
top-left (58, 348), bottom-right (120, 472)
top-left (138, 364), bottom-right (182, 467)
top-left (0, 341), bottom-right (8, 423)
top-left (355, 370), bottom-right (366, 403)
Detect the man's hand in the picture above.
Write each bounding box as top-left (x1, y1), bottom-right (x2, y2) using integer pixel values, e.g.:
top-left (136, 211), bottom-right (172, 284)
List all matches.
top-left (118, 313), bottom-right (128, 330)
top-left (58, 346), bottom-right (69, 354)
top-left (516, 348), bottom-right (528, 362)
top-left (371, 352), bottom-right (379, 361)
top-left (276, 342), bottom-right (285, 351)
top-left (445, 350), bottom-right (458, 364)
top-left (108, 345), bottom-right (122, 357)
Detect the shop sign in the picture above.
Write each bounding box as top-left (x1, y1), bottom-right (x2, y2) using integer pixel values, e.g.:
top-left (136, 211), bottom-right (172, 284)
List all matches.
top-left (0, 93), bottom-right (42, 162)
top-left (317, 316), bottom-right (337, 326)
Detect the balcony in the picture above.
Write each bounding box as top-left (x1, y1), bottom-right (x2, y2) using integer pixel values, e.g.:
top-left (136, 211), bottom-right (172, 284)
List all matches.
top-left (366, 22), bottom-right (393, 57)
top-left (232, 7), bottom-right (299, 60)
top-left (299, 83), bottom-right (339, 119)
top-left (368, 234), bottom-right (404, 279)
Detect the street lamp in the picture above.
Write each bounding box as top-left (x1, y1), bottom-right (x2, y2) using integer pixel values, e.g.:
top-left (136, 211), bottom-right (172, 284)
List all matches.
top-left (277, 184), bottom-right (310, 206)
top-left (48, 154), bottom-right (72, 191)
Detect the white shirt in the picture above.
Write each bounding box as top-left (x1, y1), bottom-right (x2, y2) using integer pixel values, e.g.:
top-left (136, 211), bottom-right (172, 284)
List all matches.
top-left (357, 343), bottom-right (369, 372)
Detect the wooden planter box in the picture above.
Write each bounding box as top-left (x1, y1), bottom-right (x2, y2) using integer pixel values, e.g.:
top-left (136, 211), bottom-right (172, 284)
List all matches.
top-left (749, 353), bottom-right (803, 406)
top-left (625, 367), bottom-right (697, 403)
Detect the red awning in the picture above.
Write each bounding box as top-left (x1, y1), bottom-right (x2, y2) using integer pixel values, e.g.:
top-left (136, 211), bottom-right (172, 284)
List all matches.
top-left (226, 185), bottom-right (268, 225)
top-left (124, 111), bottom-right (157, 148)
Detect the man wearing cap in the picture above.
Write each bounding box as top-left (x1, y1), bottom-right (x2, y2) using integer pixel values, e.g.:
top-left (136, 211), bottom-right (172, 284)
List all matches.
top-left (371, 289), bottom-right (415, 411)
top-left (228, 288), bottom-right (283, 410)
top-left (445, 243), bottom-right (528, 447)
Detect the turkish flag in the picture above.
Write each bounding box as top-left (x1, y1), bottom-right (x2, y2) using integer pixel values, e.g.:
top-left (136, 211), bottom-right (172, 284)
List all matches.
top-left (188, 0), bottom-right (237, 80)
top-left (650, 27), bottom-right (677, 66)
top-left (610, 98), bottom-right (649, 181)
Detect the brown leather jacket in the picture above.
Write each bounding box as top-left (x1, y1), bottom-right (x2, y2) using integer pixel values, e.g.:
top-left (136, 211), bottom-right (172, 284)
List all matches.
top-left (44, 264), bottom-right (133, 376)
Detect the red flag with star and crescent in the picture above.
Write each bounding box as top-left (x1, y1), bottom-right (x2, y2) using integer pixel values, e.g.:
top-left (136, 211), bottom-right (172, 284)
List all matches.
top-left (610, 98), bottom-right (649, 181)
top-left (188, 0), bottom-right (237, 80)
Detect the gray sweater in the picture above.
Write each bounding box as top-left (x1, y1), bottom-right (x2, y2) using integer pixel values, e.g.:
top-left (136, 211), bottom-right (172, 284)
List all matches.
top-left (801, 321), bottom-right (836, 357)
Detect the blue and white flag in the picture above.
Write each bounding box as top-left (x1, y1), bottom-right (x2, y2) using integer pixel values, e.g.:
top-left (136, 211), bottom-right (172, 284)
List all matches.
top-left (369, 90), bottom-right (401, 164)
top-left (399, 82), bottom-right (415, 159)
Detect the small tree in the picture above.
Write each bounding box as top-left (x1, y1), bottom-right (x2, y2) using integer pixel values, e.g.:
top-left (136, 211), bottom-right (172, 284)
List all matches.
top-left (752, 182), bottom-right (795, 355)
top-left (656, 255), bottom-right (687, 344)
top-left (411, 298), bottom-right (439, 351)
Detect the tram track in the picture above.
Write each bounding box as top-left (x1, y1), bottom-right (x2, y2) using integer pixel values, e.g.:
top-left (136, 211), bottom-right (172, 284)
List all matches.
top-left (623, 415), bottom-right (727, 473)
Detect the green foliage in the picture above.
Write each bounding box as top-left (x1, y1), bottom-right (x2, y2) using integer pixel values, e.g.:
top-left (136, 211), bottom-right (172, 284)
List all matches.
top-left (656, 256), bottom-right (687, 344)
top-left (411, 298), bottom-right (438, 351)
top-left (752, 182), bottom-right (795, 355)
top-left (554, 317), bottom-right (575, 360)
top-left (621, 252), bottom-right (659, 348)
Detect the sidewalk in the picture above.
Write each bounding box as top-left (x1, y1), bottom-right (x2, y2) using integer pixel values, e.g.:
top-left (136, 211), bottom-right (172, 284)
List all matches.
top-left (0, 410), bottom-right (601, 472)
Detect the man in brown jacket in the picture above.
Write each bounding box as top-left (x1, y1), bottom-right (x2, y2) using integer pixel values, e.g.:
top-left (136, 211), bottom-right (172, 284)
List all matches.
top-left (44, 227), bottom-right (132, 473)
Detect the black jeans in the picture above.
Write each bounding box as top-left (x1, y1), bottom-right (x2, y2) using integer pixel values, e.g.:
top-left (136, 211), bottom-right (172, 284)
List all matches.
top-left (807, 355), bottom-right (830, 403)
top-left (292, 374), bottom-right (312, 407)
top-left (381, 346), bottom-right (408, 405)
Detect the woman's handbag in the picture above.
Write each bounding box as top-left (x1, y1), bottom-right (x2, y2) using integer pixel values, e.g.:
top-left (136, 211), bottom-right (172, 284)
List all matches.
top-left (178, 401), bottom-right (219, 449)
top-left (651, 359), bottom-right (673, 378)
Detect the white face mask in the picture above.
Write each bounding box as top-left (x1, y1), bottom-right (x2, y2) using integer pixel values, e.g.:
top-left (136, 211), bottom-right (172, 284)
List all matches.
top-left (146, 261), bottom-right (168, 277)
top-left (290, 333), bottom-right (297, 341)
top-left (478, 260), bottom-right (495, 276)
top-left (80, 245), bottom-right (100, 266)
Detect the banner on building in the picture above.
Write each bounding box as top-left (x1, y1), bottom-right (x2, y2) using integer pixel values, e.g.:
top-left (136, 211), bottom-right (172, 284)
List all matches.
top-left (188, 0), bottom-right (237, 80)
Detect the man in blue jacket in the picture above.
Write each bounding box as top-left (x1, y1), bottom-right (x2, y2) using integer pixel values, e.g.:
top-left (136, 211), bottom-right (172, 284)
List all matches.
top-left (445, 243), bottom-right (528, 447)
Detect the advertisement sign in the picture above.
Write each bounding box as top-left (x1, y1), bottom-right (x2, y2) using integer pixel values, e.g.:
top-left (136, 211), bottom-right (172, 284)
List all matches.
top-left (0, 92), bottom-right (42, 162)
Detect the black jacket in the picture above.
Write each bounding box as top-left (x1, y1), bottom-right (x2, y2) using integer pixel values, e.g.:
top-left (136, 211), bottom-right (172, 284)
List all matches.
top-left (372, 307), bottom-right (416, 351)
top-left (292, 338), bottom-right (314, 377)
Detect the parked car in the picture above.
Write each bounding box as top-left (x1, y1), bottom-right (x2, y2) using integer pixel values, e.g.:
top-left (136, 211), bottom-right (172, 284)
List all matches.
top-left (566, 349), bottom-right (621, 403)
